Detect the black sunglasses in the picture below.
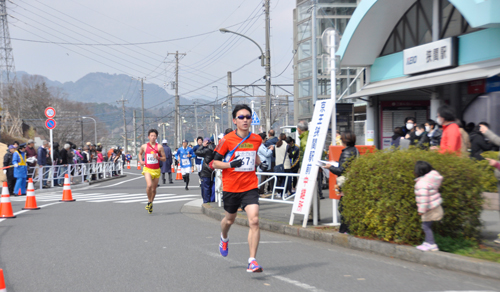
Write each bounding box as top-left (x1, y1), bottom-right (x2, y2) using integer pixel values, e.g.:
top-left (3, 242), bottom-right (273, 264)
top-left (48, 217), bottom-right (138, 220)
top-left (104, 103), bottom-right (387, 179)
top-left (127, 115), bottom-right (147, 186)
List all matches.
top-left (236, 115), bottom-right (252, 120)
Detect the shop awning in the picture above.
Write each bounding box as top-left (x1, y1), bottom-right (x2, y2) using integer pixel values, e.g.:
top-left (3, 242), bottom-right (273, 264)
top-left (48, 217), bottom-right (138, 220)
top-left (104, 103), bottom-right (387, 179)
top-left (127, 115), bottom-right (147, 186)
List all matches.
top-left (347, 58), bottom-right (500, 99)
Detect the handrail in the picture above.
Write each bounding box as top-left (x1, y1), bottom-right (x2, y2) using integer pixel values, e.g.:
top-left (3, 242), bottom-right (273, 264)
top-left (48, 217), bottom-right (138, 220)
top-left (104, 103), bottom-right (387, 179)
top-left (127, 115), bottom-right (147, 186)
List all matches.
top-left (337, 67), bottom-right (365, 100)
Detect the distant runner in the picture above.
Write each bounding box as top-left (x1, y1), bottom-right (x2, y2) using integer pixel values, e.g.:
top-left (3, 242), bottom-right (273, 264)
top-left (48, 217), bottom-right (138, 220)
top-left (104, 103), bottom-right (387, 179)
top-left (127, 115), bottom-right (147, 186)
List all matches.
top-left (138, 129), bottom-right (166, 214)
top-left (176, 140), bottom-right (195, 190)
top-left (212, 104), bottom-right (267, 273)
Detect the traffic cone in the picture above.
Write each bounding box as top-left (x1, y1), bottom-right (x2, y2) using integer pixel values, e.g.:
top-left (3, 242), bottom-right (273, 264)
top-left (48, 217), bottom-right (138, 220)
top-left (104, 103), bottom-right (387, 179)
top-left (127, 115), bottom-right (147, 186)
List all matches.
top-left (137, 162), bottom-right (141, 170)
top-left (127, 161), bottom-right (131, 169)
top-left (18, 189), bottom-right (21, 196)
top-left (23, 178), bottom-right (40, 210)
top-left (171, 163), bottom-right (175, 173)
top-left (60, 174), bottom-right (75, 202)
top-left (0, 182), bottom-right (16, 218)
top-left (0, 269), bottom-right (6, 292)
top-left (176, 163), bottom-right (183, 180)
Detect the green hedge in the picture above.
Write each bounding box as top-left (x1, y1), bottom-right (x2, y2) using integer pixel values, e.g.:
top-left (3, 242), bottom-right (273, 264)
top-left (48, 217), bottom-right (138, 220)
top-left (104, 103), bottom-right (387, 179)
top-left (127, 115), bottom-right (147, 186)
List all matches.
top-left (341, 148), bottom-right (484, 245)
top-left (478, 151), bottom-right (499, 192)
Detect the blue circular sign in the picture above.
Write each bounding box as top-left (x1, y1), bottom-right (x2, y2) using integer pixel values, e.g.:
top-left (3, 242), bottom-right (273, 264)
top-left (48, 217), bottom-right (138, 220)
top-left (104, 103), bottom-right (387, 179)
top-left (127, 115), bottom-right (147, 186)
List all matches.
top-left (45, 119), bottom-right (56, 130)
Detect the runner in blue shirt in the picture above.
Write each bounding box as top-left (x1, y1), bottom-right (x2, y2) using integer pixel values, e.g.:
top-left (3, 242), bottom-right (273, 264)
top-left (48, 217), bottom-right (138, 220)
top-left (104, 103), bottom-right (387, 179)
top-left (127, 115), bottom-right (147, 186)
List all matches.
top-left (176, 140), bottom-right (195, 190)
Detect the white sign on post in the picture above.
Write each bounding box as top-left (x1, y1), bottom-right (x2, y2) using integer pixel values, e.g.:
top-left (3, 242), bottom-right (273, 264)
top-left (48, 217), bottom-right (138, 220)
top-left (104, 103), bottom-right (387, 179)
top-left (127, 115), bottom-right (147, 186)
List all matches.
top-left (403, 37), bottom-right (456, 75)
top-left (290, 99), bottom-right (334, 226)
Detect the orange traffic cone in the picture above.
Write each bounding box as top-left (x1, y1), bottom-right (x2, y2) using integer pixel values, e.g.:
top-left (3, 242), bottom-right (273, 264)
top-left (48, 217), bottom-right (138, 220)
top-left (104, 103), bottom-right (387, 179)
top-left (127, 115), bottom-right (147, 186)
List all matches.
top-left (171, 164), bottom-right (175, 173)
top-left (0, 268), bottom-right (6, 292)
top-left (23, 178), bottom-right (40, 210)
top-left (0, 182), bottom-right (16, 218)
top-left (127, 161), bottom-right (131, 169)
top-left (60, 174), bottom-right (76, 202)
top-left (176, 163), bottom-right (183, 180)
top-left (137, 161), bottom-right (141, 170)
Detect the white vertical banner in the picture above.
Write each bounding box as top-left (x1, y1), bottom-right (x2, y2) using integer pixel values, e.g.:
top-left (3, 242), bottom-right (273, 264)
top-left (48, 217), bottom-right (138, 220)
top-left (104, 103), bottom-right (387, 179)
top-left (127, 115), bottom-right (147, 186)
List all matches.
top-left (291, 99), bottom-right (333, 217)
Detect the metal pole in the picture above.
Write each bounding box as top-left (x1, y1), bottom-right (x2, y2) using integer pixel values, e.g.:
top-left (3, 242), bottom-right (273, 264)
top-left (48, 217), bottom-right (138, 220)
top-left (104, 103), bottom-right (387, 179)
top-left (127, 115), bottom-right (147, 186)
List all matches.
top-left (117, 97), bottom-right (128, 152)
top-left (175, 52), bottom-right (180, 147)
top-left (265, 0), bottom-right (272, 132)
top-left (141, 78), bottom-right (145, 144)
top-left (80, 119), bottom-right (84, 148)
top-left (227, 71), bottom-right (232, 128)
top-left (194, 102), bottom-right (199, 137)
top-left (311, 0), bottom-right (318, 105)
top-left (133, 110), bottom-right (137, 156)
top-left (251, 100), bottom-right (255, 133)
top-left (286, 95), bottom-right (289, 126)
top-left (331, 32), bottom-right (339, 226)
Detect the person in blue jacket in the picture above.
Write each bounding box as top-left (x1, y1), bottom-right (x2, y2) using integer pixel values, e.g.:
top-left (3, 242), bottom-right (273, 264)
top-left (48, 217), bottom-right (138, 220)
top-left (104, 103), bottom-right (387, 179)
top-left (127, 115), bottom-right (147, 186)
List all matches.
top-left (176, 139), bottom-right (195, 190)
top-left (12, 143), bottom-right (28, 196)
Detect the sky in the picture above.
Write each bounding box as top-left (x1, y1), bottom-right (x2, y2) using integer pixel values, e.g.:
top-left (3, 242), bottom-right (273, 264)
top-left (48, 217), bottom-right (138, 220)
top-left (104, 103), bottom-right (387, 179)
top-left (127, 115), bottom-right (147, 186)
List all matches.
top-left (8, 0), bottom-right (296, 105)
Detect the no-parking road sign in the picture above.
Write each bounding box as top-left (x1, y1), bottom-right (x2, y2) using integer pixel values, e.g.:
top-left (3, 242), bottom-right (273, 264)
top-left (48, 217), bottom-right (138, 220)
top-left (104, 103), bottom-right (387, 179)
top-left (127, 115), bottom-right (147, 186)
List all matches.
top-left (45, 119), bottom-right (57, 130)
top-left (44, 107), bottom-right (56, 119)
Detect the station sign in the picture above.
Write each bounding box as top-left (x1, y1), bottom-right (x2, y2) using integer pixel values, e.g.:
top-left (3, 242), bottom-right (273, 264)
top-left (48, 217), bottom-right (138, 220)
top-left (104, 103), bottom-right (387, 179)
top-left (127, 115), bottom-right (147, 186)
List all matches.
top-left (403, 37), bottom-right (457, 75)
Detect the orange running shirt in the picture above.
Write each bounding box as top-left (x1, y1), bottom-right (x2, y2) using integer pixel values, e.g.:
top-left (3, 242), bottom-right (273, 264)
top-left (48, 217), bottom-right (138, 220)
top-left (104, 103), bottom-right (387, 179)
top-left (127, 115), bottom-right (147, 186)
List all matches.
top-left (215, 131), bottom-right (262, 193)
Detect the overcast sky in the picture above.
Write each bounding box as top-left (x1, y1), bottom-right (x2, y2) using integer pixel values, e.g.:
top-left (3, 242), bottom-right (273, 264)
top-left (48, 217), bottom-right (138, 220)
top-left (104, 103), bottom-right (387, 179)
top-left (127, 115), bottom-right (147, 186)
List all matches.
top-left (8, 0), bottom-right (296, 103)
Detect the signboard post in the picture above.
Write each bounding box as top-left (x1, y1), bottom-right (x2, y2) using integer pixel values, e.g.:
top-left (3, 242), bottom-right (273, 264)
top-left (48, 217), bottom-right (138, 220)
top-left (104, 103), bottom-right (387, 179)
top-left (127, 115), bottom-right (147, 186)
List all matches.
top-left (290, 99), bottom-right (334, 227)
top-left (45, 108), bottom-right (56, 177)
top-left (251, 100), bottom-right (260, 133)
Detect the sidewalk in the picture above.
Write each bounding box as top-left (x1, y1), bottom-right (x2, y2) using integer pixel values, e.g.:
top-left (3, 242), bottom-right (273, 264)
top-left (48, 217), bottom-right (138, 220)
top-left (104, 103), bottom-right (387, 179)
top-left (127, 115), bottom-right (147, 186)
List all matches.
top-left (201, 190), bottom-right (500, 280)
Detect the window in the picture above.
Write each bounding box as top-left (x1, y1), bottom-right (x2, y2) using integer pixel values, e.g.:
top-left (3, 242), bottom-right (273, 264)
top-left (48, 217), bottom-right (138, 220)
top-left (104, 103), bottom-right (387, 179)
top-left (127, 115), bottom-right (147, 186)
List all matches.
top-left (298, 60), bottom-right (312, 79)
top-left (298, 79), bottom-right (312, 98)
top-left (298, 2), bottom-right (312, 22)
top-left (380, 0), bottom-right (479, 56)
top-left (298, 40), bottom-right (311, 60)
top-left (297, 20), bottom-right (312, 42)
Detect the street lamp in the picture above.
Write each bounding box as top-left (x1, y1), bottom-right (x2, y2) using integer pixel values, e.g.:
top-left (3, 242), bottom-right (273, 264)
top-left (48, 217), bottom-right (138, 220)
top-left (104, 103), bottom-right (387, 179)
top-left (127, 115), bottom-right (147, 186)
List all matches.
top-left (82, 116), bottom-right (97, 145)
top-left (219, 28), bottom-right (271, 132)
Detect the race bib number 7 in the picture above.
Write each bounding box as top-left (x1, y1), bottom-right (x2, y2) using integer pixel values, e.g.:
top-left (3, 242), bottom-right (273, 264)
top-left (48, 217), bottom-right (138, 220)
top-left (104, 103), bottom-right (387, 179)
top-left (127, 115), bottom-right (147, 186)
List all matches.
top-left (234, 151), bottom-right (256, 172)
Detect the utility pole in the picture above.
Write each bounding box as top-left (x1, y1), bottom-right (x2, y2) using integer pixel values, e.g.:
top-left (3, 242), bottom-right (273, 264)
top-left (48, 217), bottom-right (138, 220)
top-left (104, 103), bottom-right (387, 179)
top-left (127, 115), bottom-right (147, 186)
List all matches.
top-left (227, 71), bottom-right (232, 128)
top-left (140, 77), bottom-right (145, 144)
top-left (286, 95), bottom-right (289, 126)
top-left (117, 96), bottom-right (128, 153)
top-left (133, 110), bottom-right (137, 156)
top-left (194, 102), bottom-right (199, 138)
top-left (311, 0), bottom-right (318, 105)
top-left (80, 119), bottom-right (84, 148)
top-left (168, 51), bottom-right (186, 148)
top-left (264, 0), bottom-right (272, 132)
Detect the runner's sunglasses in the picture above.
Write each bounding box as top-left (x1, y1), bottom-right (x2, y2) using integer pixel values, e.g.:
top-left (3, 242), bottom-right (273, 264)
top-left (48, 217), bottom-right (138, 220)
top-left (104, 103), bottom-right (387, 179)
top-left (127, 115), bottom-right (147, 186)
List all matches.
top-left (236, 115), bottom-right (252, 120)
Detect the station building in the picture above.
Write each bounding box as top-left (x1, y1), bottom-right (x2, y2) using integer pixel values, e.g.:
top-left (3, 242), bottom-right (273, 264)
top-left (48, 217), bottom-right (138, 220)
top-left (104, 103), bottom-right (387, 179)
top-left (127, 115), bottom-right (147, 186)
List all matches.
top-left (339, 0), bottom-right (500, 148)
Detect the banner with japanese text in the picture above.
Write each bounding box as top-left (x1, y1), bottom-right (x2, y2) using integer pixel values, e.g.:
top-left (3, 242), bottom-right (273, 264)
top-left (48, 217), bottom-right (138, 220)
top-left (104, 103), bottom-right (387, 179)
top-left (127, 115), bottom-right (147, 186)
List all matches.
top-left (291, 99), bottom-right (333, 215)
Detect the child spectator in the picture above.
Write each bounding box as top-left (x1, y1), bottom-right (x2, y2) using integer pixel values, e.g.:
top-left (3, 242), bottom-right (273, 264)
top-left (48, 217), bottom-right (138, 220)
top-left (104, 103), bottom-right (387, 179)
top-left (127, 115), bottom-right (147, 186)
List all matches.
top-left (414, 161), bottom-right (444, 251)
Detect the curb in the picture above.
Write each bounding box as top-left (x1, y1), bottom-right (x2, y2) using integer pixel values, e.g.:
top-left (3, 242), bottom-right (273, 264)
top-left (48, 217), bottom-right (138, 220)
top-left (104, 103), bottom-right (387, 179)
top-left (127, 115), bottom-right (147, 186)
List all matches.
top-left (201, 203), bottom-right (500, 280)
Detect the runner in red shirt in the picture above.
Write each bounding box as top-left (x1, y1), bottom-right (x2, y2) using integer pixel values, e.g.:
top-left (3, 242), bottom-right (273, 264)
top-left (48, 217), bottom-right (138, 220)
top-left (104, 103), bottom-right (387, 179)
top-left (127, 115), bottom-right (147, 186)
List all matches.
top-left (138, 129), bottom-right (166, 214)
top-left (212, 104), bottom-right (268, 273)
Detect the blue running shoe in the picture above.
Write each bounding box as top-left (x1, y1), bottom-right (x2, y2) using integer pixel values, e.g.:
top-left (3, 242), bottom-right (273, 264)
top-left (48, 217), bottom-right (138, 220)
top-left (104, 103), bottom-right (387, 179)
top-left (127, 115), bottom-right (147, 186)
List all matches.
top-left (247, 260), bottom-right (263, 273)
top-left (219, 237), bottom-right (228, 257)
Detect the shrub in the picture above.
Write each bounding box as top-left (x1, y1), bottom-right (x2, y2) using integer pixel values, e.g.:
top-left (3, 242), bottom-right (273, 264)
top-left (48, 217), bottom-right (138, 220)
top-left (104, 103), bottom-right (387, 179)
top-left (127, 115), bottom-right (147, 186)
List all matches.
top-left (341, 148), bottom-right (484, 245)
top-left (477, 151), bottom-right (499, 193)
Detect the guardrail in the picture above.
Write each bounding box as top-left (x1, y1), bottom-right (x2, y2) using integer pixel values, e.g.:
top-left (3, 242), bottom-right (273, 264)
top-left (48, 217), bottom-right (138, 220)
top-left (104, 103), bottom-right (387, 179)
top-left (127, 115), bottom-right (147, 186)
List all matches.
top-left (28, 162), bottom-right (124, 190)
top-left (214, 171), bottom-right (302, 207)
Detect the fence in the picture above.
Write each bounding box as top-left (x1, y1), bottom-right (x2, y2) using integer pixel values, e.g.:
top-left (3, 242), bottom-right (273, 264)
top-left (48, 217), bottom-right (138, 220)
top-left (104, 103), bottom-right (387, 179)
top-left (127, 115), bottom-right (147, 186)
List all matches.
top-left (214, 171), bottom-right (301, 207)
top-left (28, 162), bottom-right (124, 190)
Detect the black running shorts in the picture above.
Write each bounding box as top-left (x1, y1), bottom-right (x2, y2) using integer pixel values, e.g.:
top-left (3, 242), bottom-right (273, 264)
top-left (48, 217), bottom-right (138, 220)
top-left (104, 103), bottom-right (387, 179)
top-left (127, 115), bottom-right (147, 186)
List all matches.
top-left (222, 188), bottom-right (259, 214)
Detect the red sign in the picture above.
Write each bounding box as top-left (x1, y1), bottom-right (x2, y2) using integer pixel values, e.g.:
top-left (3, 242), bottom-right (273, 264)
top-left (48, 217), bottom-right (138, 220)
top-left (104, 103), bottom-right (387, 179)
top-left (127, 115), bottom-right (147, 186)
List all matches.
top-left (467, 79), bottom-right (486, 94)
top-left (45, 119), bottom-right (56, 130)
top-left (44, 107), bottom-right (56, 119)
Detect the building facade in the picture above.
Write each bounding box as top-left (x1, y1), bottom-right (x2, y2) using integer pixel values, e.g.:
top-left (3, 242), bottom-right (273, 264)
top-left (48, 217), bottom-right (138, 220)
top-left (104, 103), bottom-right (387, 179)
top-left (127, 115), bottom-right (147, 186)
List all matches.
top-left (338, 0), bottom-right (500, 148)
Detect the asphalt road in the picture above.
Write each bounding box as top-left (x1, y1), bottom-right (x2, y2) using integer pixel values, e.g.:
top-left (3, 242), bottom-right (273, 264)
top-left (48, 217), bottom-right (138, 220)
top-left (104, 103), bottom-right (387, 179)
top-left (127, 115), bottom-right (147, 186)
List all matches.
top-left (1, 168), bottom-right (499, 292)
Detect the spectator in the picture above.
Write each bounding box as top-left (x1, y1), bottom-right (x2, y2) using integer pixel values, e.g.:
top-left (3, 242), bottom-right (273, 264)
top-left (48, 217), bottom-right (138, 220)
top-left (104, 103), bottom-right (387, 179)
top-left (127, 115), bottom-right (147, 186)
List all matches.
top-left (264, 129), bottom-right (279, 177)
top-left (425, 119), bottom-right (442, 147)
top-left (457, 120), bottom-right (471, 156)
top-left (51, 142), bottom-right (61, 186)
top-left (193, 136), bottom-right (203, 184)
top-left (324, 131), bottom-right (359, 234)
top-left (111, 148), bottom-right (122, 176)
top-left (257, 132), bottom-right (273, 195)
top-left (414, 161), bottom-right (443, 252)
top-left (96, 147), bottom-right (104, 163)
top-left (25, 139), bottom-right (37, 180)
top-left (403, 117), bottom-right (417, 137)
top-left (74, 147), bottom-right (84, 164)
top-left (273, 133), bottom-right (291, 197)
top-left (431, 105), bottom-right (461, 154)
top-left (37, 140), bottom-right (50, 188)
top-left (82, 146), bottom-right (90, 182)
top-left (470, 122), bottom-right (493, 160)
top-left (3, 145), bottom-right (17, 195)
top-left (13, 141), bottom-right (19, 148)
top-left (67, 143), bottom-right (76, 182)
top-left (288, 138), bottom-right (300, 192)
top-left (13, 143), bottom-right (28, 196)
top-left (161, 140), bottom-right (173, 184)
top-left (58, 144), bottom-right (70, 185)
top-left (107, 146), bottom-right (115, 160)
top-left (465, 122), bottom-right (475, 134)
top-left (412, 124), bottom-right (430, 149)
top-left (391, 127), bottom-right (405, 147)
top-left (195, 138), bottom-right (217, 203)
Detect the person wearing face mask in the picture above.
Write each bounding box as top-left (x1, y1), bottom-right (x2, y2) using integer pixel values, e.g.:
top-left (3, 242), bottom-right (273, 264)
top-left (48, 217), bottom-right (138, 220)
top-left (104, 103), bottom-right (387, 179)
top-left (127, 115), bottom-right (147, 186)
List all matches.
top-left (425, 119), bottom-right (442, 147)
top-left (403, 117), bottom-right (416, 137)
top-left (413, 124), bottom-right (430, 149)
top-left (430, 105), bottom-right (461, 154)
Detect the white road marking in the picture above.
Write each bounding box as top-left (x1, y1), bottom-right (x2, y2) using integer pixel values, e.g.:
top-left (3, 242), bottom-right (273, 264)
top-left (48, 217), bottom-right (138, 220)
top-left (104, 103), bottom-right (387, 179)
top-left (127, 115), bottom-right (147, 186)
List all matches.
top-left (122, 171), bottom-right (143, 176)
top-left (94, 176), bottom-right (144, 188)
top-left (88, 193), bottom-right (183, 203)
top-left (196, 247), bottom-right (325, 292)
top-left (229, 241), bottom-right (292, 245)
top-left (143, 198), bottom-right (195, 204)
top-left (118, 194), bottom-right (198, 203)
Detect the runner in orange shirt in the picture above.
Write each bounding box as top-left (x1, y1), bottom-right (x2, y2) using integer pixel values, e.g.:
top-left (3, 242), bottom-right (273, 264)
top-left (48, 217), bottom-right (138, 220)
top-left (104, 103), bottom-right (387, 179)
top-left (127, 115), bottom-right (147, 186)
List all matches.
top-left (212, 104), bottom-right (268, 273)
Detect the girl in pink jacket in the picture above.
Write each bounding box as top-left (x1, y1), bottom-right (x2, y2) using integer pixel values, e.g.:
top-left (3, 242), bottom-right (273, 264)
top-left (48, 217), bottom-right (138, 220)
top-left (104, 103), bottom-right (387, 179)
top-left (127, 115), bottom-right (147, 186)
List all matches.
top-left (414, 161), bottom-right (444, 252)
